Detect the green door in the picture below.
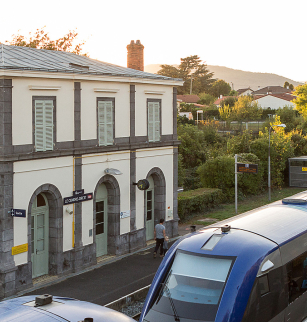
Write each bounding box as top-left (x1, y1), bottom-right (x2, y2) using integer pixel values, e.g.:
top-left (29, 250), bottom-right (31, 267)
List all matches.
top-left (146, 176), bottom-right (154, 241)
top-left (31, 193), bottom-right (49, 278)
top-left (96, 184), bottom-right (108, 257)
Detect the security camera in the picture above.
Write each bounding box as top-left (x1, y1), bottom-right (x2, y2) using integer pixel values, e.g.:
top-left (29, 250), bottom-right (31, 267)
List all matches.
top-left (66, 207), bottom-right (73, 215)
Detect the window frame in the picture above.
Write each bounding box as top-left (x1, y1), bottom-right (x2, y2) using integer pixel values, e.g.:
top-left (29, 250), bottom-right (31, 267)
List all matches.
top-left (32, 96), bottom-right (56, 152)
top-left (147, 98), bottom-right (161, 142)
top-left (97, 97), bottom-right (115, 146)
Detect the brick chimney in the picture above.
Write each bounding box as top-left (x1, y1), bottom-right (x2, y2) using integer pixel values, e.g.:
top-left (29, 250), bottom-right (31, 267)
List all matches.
top-left (127, 40), bottom-right (144, 71)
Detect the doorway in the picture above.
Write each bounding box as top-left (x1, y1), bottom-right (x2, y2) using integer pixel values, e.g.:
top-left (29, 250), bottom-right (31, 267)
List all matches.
top-left (145, 176), bottom-right (154, 241)
top-left (96, 183), bottom-right (108, 257)
top-left (31, 193), bottom-right (49, 278)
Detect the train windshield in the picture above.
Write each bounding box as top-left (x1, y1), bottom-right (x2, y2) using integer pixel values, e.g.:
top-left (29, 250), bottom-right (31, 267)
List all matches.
top-left (145, 251), bottom-right (234, 321)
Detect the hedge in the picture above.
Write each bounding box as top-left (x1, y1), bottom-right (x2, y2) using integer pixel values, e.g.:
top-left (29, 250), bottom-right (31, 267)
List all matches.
top-left (178, 188), bottom-right (224, 222)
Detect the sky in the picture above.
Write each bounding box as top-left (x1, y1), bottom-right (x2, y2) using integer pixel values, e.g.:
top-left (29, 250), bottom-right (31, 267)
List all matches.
top-left (1, 0), bottom-right (307, 82)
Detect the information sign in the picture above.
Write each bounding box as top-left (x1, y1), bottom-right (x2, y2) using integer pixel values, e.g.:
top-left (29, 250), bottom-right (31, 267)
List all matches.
top-left (120, 210), bottom-right (131, 219)
top-left (64, 193), bottom-right (93, 205)
top-left (11, 209), bottom-right (26, 217)
top-left (73, 189), bottom-right (84, 196)
top-left (237, 163), bottom-right (258, 174)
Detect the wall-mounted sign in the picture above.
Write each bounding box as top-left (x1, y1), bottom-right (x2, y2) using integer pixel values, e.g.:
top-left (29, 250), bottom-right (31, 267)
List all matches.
top-left (73, 189), bottom-right (84, 196)
top-left (134, 179), bottom-right (150, 191)
top-left (237, 163), bottom-right (258, 174)
top-left (12, 243), bottom-right (28, 255)
top-left (64, 193), bottom-right (93, 205)
top-left (11, 209), bottom-right (26, 217)
top-left (120, 210), bottom-right (130, 219)
top-left (302, 167), bottom-right (307, 172)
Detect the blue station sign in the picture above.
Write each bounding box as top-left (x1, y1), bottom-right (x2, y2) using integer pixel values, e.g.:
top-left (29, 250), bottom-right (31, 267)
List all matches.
top-left (11, 209), bottom-right (26, 217)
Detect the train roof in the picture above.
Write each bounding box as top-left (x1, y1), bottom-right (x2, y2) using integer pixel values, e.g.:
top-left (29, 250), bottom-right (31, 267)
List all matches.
top-left (207, 191), bottom-right (307, 246)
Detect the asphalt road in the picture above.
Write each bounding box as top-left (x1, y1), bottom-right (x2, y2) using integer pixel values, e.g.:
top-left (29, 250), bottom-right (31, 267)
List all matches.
top-left (24, 245), bottom-right (165, 306)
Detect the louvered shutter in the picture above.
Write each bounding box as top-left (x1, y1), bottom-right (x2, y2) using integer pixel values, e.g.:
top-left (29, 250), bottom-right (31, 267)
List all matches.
top-left (35, 100), bottom-right (54, 152)
top-left (44, 100), bottom-right (54, 150)
top-left (153, 102), bottom-right (160, 141)
top-left (98, 101), bottom-right (113, 146)
top-left (35, 101), bottom-right (44, 151)
top-left (148, 102), bottom-right (160, 142)
top-left (148, 102), bottom-right (154, 142)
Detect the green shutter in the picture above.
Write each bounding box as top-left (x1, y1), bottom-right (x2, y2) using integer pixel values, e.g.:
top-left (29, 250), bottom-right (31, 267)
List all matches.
top-left (148, 101), bottom-right (160, 142)
top-left (35, 100), bottom-right (53, 152)
top-left (98, 100), bottom-right (113, 146)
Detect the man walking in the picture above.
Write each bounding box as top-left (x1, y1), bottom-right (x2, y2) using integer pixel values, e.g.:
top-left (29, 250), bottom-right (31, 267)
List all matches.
top-left (153, 218), bottom-right (166, 258)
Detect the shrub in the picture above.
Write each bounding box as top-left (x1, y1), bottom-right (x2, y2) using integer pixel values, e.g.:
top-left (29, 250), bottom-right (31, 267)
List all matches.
top-left (197, 154), bottom-right (264, 199)
top-left (178, 188), bottom-right (224, 221)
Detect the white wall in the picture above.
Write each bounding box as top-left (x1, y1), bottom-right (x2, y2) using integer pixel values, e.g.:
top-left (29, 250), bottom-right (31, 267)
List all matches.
top-left (13, 157), bottom-right (74, 265)
top-left (80, 81), bottom-right (130, 140)
top-left (135, 84), bottom-right (173, 137)
top-left (256, 95), bottom-right (294, 110)
top-left (135, 147), bottom-right (174, 230)
top-left (81, 151), bottom-right (131, 245)
top-left (12, 78), bottom-right (74, 145)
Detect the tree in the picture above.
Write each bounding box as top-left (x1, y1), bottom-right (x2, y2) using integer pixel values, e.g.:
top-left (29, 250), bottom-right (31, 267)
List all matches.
top-left (284, 81), bottom-right (294, 90)
top-left (197, 93), bottom-right (215, 105)
top-left (208, 79), bottom-right (231, 98)
top-left (292, 84), bottom-right (307, 119)
top-left (220, 96), bottom-right (237, 108)
top-left (5, 27), bottom-right (87, 55)
top-left (219, 96), bottom-right (262, 121)
top-left (158, 55), bottom-right (215, 95)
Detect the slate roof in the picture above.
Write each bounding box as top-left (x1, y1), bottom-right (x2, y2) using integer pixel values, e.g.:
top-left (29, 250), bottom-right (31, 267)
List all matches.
top-left (177, 95), bottom-right (200, 103)
top-left (0, 44), bottom-right (181, 81)
top-left (253, 86), bottom-right (292, 95)
top-left (237, 88), bottom-right (253, 95)
top-left (255, 93), bottom-right (296, 102)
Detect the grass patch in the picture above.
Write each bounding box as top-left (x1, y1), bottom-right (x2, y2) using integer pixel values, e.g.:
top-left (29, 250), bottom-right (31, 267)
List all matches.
top-left (182, 187), bottom-right (306, 225)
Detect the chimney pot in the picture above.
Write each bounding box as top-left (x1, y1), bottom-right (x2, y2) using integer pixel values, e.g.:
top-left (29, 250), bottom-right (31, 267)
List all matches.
top-left (127, 40), bottom-right (144, 71)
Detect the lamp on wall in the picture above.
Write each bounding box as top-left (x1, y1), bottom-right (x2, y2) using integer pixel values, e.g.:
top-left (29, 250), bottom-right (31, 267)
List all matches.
top-left (104, 168), bottom-right (123, 175)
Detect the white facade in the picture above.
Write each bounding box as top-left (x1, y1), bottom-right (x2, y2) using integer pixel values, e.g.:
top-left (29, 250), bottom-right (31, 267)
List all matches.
top-left (255, 95), bottom-right (294, 110)
top-left (0, 45), bottom-right (183, 298)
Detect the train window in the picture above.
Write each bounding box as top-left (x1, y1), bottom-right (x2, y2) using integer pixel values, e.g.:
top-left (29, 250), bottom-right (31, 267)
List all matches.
top-left (258, 275), bottom-right (270, 296)
top-left (146, 251), bottom-right (235, 321)
top-left (286, 251), bottom-right (307, 304)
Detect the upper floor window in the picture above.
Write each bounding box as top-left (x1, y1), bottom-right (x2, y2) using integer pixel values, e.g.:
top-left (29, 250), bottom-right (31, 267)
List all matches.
top-left (148, 99), bottom-right (161, 142)
top-left (97, 98), bottom-right (114, 146)
top-left (34, 99), bottom-right (54, 152)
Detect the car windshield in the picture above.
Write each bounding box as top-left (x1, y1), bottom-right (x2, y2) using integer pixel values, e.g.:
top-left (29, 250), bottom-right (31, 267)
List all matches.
top-left (145, 251), bottom-right (234, 322)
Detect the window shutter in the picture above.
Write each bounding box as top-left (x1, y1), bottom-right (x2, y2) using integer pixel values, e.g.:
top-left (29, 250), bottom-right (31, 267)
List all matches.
top-left (148, 102), bottom-right (154, 142)
top-left (98, 100), bottom-right (113, 146)
top-left (35, 101), bottom-right (44, 151)
top-left (44, 100), bottom-right (54, 151)
top-left (35, 100), bottom-right (53, 152)
top-left (153, 102), bottom-right (160, 141)
top-left (148, 101), bottom-right (160, 142)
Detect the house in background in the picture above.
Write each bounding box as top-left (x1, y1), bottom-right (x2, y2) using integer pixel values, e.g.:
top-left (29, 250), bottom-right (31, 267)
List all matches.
top-left (0, 41), bottom-right (183, 298)
top-left (177, 94), bottom-right (200, 108)
top-left (254, 93), bottom-right (296, 110)
top-left (237, 87), bottom-right (253, 96)
top-left (252, 85), bottom-right (293, 97)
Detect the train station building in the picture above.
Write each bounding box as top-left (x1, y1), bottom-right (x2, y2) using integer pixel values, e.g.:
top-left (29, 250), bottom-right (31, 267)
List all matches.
top-left (0, 41), bottom-right (182, 298)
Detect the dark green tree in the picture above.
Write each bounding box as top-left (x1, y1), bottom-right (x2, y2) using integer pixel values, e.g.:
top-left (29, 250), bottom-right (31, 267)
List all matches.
top-left (158, 55), bottom-right (215, 95)
top-left (208, 79), bottom-right (231, 97)
top-left (5, 27), bottom-right (87, 56)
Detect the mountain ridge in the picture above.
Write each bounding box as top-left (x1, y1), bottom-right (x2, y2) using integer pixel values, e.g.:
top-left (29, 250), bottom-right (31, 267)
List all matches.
top-left (145, 64), bottom-right (303, 90)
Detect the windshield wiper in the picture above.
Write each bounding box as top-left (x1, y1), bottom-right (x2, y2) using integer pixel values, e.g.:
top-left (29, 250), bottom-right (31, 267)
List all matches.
top-left (164, 284), bottom-right (180, 322)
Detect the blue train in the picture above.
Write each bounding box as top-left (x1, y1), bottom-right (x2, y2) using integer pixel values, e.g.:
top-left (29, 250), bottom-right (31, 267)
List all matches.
top-left (0, 294), bottom-right (135, 321)
top-left (140, 192), bottom-right (307, 322)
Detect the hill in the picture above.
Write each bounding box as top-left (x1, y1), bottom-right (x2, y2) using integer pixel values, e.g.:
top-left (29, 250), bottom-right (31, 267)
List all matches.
top-left (145, 64), bottom-right (303, 91)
